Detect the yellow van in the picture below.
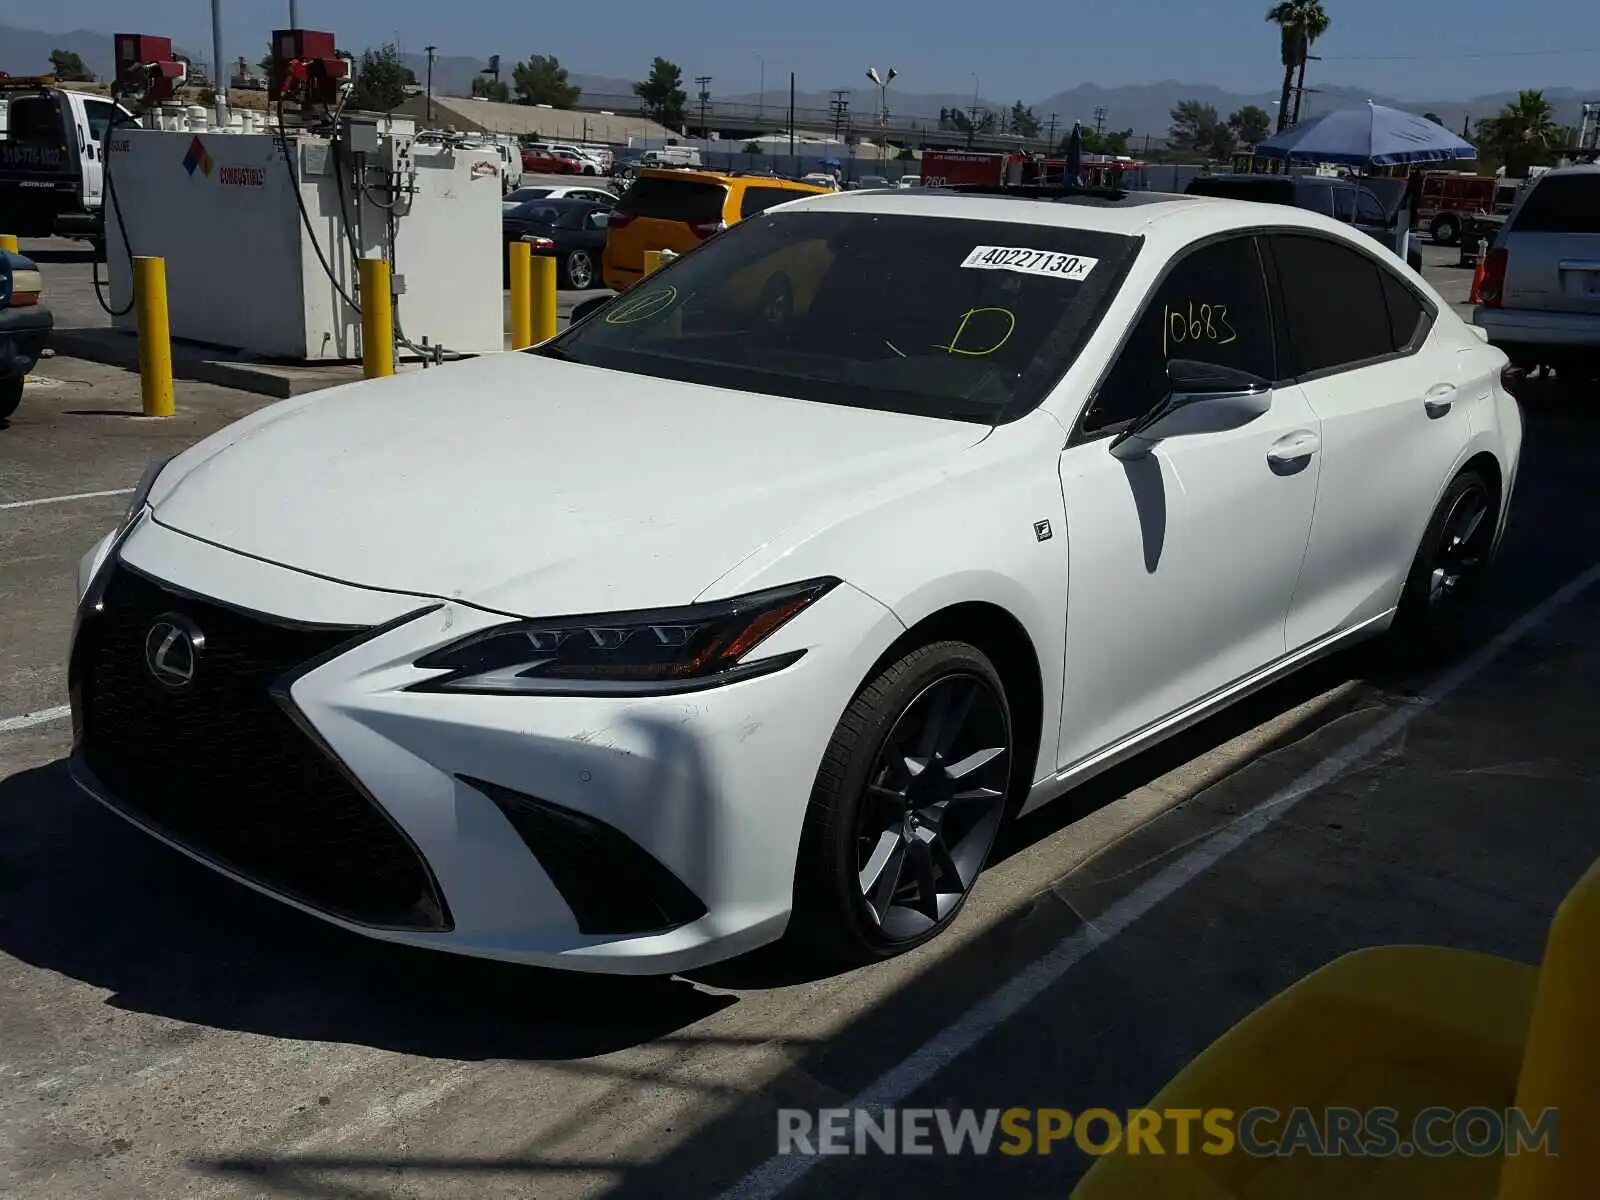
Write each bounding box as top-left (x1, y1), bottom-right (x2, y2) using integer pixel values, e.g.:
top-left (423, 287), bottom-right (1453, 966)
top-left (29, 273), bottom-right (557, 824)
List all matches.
top-left (601, 170), bottom-right (832, 291)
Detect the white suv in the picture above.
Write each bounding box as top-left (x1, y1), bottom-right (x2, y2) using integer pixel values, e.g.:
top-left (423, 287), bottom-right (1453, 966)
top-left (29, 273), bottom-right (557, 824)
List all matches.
top-left (1473, 165), bottom-right (1600, 382)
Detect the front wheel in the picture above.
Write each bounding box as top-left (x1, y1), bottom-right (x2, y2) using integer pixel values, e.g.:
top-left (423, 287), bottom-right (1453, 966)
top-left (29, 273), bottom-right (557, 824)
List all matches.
top-left (1431, 214), bottom-right (1460, 246)
top-left (789, 641), bottom-right (1015, 967)
top-left (1390, 470), bottom-right (1496, 661)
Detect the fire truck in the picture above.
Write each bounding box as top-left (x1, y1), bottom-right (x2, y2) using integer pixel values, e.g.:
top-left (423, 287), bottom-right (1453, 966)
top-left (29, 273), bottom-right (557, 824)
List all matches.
top-left (920, 148), bottom-right (1150, 189)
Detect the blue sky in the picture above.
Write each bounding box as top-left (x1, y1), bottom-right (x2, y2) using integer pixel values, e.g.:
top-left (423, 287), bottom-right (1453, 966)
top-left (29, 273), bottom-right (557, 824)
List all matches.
top-left (29, 0), bottom-right (1600, 100)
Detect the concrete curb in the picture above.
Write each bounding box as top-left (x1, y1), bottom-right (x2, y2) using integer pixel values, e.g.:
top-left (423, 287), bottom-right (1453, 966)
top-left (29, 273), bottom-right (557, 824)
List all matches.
top-left (47, 327), bottom-right (351, 399)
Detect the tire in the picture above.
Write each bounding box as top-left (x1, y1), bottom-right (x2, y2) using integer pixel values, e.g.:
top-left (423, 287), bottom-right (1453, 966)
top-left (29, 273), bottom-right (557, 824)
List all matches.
top-left (789, 641), bottom-right (1016, 967)
top-left (0, 376), bottom-right (23, 424)
top-left (562, 249), bottom-right (595, 290)
top-left (1390, 470), bottom-right (1496, 662)
top-left (1431, 214), bottom-right (1460, 246)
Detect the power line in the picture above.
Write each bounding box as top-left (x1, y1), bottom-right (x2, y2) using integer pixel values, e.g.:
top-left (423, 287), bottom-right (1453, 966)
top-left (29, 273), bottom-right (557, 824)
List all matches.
top-left (1320, 45), bottom-right (1600, 62)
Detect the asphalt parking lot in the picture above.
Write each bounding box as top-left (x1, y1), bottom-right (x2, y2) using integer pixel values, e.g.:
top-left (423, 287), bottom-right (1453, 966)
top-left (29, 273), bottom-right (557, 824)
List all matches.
top-left (1, 243), bottom-right (1597, 1199)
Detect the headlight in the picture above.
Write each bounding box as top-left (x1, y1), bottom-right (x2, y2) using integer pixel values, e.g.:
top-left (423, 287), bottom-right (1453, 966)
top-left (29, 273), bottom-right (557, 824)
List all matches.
top-left (410, 577), bottom-right (839, 696)
top-left (119, 454), bottom-right (176, 532)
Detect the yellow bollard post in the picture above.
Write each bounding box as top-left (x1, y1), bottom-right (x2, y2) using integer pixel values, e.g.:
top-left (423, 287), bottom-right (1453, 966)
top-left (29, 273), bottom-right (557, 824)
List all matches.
top-left (132, 256), bottom-right (174, 418)
top-left (509, 241), bottom-right (533, 349)
top-left (0, 234), bottom-right (18, 254)
top-left (359, 257), bottom-right (394, 378)
top-left (531, 255), bottom-right (558, 343)
top-left (643, 249), bottom-right (664, 277)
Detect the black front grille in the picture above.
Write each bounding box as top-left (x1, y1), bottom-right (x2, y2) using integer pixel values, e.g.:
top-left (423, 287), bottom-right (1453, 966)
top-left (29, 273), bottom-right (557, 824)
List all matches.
top-left (74, 563), bottom-right (449, 930)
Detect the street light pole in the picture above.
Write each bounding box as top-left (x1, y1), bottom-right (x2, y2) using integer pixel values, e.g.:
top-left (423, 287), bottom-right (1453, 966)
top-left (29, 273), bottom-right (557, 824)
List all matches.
top-left (756, 54), bottom-right (765, 123)
top-left (866, 66), bottom-right (897, 164)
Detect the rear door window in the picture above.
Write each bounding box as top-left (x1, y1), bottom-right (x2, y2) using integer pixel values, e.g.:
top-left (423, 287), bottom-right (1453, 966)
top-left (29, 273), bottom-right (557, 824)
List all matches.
top-left (1511, 175), bottom-right (1600, 234)
top-left (1268, 234), bottom-right (1396, 375)
top-left (616, 177), bottom-right (727, 223)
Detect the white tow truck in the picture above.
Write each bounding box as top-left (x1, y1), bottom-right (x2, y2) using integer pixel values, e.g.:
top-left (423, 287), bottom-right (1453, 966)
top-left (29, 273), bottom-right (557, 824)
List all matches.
top-left (0, 75), bottom-right (134, 245)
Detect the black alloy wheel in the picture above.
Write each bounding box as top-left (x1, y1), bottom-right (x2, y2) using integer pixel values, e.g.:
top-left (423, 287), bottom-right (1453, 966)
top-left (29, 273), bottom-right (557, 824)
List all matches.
top-left (1393, 470), bottom-right (1496, 659)
top-left (791, 641), bottom-right (1015, 965)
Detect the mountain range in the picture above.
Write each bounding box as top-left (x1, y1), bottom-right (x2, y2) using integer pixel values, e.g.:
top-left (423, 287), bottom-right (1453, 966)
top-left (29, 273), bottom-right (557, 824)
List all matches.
top-left (4, 23), bottom-right (1593, 138)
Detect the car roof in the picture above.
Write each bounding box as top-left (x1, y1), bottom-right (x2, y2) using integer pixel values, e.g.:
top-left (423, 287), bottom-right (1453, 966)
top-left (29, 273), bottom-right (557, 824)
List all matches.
top-left (773, 186), bottom-right (1384, 244)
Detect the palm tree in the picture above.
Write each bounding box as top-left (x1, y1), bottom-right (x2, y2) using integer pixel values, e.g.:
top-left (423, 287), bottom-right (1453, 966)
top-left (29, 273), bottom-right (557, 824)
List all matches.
top-left (1476, 90), bottom-right (1561, 176)
top-left (1266, 1), bottom-right (1331, 133)
top-left (1290, 3), bottom-right (1331, 125)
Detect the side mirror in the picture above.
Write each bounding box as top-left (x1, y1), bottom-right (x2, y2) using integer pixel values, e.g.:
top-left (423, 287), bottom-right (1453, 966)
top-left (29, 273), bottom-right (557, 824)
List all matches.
top-left (1109, 359), bottom-right (1272, 460)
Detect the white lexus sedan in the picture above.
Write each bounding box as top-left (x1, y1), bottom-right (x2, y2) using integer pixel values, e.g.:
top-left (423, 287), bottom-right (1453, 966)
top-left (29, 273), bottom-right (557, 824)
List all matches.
top-left (69, 187), bottom-right (1523, 974)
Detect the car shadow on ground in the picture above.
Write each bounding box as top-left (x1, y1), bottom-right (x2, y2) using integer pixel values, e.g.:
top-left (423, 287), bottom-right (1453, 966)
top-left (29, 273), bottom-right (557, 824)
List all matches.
top-left (0, 759), bottom-right (733, 1060)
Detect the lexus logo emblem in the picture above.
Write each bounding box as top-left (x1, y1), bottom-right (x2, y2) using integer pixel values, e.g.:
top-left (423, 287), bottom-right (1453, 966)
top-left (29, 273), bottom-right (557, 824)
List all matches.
top-left (144, 614), bottom-right (205, 688)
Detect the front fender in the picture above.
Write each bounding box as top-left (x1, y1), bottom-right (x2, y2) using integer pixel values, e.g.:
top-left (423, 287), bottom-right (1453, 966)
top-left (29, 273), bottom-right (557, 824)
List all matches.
top-left (709, 409), bottom-right (1071, 782)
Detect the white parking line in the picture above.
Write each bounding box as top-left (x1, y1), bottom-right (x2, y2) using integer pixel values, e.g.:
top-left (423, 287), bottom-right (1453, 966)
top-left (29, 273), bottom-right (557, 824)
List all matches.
top-left (718, 559), bottom-right (1600, 1200)
top-left (0, 705), bottom-right (72, 734)
top-left (0, 488), bottom-right (133, 512)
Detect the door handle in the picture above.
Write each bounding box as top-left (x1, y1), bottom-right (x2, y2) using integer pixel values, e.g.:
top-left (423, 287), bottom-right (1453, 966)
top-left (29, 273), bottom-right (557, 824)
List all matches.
top-left (1424, 383), bottom-right (1456, 417)
top-left (1267, 429), bottom-right (1321, 466)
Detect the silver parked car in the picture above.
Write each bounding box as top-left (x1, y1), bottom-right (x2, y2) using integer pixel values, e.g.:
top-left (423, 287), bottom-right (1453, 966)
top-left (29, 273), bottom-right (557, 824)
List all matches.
top-left (1473, 165), bottom-right (1600, 381)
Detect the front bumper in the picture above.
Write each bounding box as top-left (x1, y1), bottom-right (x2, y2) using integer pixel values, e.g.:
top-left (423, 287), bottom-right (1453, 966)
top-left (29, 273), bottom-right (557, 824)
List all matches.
top-left (0, 302), bottom-right (52, 379)
top-left (68, 515), bottom-right (897, 973)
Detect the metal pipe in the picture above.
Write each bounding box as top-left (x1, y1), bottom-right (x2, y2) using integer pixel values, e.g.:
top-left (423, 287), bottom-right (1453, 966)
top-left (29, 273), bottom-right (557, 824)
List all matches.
top-left (289, 1), bottom-right (299, 26)
top-left (210, 0), bottom-right (227, 127)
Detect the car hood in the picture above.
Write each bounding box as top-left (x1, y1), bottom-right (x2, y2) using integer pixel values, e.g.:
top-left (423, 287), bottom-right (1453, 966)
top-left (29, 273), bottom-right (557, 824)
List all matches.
top-left (151, 351), bottom-right (988, 616)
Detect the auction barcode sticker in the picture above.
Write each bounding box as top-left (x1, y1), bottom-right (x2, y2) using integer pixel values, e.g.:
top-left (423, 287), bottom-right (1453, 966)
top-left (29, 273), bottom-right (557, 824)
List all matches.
top-left (960, 246), bottom-right (1098, 281)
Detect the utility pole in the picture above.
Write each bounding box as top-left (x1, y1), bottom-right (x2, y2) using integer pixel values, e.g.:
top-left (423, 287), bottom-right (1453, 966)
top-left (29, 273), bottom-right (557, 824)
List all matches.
top-left (289, 1), bottom-right (299, 25)
top-left (696, 75), bottom-right (712, 139)
top-left (1046, 113), bottom-right (1058, 148)
top-left (209, 0), bottom-right (226, 126)
top-left (1093, 105), bottom-right (1107, 134)
top-left (788, 72), bottom-right (795, 159)
top-left (830, 90), bottom-right (850, 142)
top-left (425, 45), bottom-right (437, 123)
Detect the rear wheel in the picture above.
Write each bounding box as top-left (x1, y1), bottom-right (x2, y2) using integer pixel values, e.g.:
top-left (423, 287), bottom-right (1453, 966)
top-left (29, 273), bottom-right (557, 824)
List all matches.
top-left (562, 249), bottom-right (595, 290)
top-left (789, 641), bottom-right (1015, 966)
top-left (0, 376), bottom-right (23, 424)
top-left (1390, 470), bottom-right (1496, 661)
top-left (1431, 214), bottom-right (1460, 246)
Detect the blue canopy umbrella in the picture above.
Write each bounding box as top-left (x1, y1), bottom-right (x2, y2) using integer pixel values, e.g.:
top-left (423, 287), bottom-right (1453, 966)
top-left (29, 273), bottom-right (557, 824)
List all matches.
top-left (1064, 121), bottom-right (1084, 186)
top-left (1254, 101), bottom-right (1475, 166)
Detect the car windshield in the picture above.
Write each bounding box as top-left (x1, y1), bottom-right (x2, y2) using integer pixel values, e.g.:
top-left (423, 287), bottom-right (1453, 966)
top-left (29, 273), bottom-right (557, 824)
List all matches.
top-left (537, 208), bottom-right (1141, 424)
